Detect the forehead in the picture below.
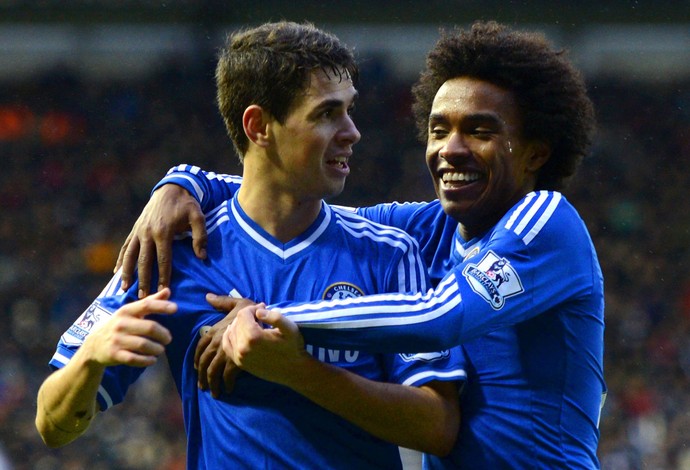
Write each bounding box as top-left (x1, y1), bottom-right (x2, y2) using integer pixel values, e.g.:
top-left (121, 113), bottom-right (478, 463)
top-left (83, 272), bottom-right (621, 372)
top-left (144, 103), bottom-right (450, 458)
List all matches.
top-left (431, 77), bottom-right (521, 125)
top-left (295, 68), bottom-right (357, 107)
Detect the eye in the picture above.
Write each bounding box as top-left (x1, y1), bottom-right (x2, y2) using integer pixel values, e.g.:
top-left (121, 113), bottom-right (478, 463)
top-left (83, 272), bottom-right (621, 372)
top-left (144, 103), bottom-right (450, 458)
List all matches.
top-left (470, 127), bottom-right (495, 139)
top-left (429, 126), bottom-right (449, 138)
top-left (347, 104), bottom-right (356, 116)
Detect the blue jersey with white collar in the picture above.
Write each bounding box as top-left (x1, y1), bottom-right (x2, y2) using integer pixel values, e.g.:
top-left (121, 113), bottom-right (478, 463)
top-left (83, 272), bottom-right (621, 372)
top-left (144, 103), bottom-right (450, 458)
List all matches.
top-left (51, 193), bottom-right (465, 469)
top-left (155, 166), bottom-right (606, 469)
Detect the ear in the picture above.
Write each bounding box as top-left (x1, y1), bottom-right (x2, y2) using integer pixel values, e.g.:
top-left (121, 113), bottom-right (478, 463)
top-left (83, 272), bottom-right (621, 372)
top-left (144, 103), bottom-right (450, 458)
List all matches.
top-left (525, 141), bottom-right (551, 173)
top-left (242, 105), bottom-right (270, 148)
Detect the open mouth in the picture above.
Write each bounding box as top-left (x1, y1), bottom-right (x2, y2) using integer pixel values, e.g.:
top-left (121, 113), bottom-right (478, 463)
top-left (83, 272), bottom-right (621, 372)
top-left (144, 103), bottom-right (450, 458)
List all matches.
top-left (327, 156), bottom-right (350, 171)
top-left (441, 171), bottom-right (481, 187)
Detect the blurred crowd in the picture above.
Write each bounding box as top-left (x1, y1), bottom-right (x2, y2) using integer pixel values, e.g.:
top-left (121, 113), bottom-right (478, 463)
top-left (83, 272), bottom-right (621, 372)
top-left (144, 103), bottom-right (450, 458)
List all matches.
top-left (0, 48), bottom-right (689, 469)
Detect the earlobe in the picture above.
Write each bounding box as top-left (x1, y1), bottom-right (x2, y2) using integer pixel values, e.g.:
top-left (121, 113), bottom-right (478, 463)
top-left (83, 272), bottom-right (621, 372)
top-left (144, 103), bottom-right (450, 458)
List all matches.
top-left (243, 105), bottom-right (270, 147)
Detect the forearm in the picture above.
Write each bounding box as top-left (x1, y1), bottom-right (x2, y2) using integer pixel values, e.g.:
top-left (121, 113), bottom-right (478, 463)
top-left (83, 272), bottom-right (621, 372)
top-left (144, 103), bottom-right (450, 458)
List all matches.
top-left (286, 357), bottom-right (459, 455)
top-left (35, 349), bottom-right (106, 447)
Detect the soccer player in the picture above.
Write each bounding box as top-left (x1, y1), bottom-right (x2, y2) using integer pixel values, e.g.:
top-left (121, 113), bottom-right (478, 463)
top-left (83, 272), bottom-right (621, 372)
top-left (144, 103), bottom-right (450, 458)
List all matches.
top-left (118, 21), bottom-right (606, 468)
top-left (35, 21), bottom-right (463, 469)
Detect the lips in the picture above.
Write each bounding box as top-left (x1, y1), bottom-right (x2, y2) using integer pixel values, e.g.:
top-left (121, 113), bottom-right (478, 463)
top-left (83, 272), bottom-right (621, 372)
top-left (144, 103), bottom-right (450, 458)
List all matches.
top-left (326, 155), bottom-right (350, 176)
top-left (327, 155), bottom-right (349, 170)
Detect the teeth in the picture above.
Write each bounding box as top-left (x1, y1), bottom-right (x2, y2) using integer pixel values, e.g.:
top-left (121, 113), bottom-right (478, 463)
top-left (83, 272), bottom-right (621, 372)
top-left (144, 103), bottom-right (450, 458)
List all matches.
top-left (442, 172), bottom-right (480, 183)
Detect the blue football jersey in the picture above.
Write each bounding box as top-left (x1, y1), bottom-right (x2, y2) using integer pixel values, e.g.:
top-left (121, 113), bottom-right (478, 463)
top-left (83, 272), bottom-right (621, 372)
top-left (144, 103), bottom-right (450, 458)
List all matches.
top-left (154, 167), bottom-right (607, 468)
top-left (51, 193), bottom-right (466, 470)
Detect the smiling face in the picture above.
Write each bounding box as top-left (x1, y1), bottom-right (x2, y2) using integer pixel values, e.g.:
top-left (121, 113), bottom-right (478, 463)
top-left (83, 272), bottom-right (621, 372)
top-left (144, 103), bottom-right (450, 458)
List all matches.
top-left (267, 68), bottom-right (361, 202)
top-left (426, 77), bottom-right (549, 240)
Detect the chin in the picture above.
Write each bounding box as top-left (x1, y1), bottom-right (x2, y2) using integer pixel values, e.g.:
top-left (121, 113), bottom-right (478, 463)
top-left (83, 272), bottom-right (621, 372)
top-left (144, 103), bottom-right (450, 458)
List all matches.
top-left (439, 199), bottom-right (463, 220)
top-left (324, 184), bottom-right (346, 200)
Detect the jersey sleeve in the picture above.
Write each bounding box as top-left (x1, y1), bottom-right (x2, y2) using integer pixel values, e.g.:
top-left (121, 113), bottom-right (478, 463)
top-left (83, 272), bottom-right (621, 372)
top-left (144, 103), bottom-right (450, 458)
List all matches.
top-left (344, 211), bottom-right (467, 387)
top-left (273, 192), bottom-right (604, 354)
top-left (385, 347), bottom-right (467, 388)
top-left (356, 200), bottom-right (446, 248)
top-left (48, 273), bottom-right (145, 411)
top-left (152, 164), bottom-right (242, 212)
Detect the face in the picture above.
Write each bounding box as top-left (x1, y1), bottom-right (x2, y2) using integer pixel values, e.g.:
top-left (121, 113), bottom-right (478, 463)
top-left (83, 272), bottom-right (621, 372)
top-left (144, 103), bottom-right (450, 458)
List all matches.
top-left (268, 68), bottom-right (360, 201)
top-left (425, 77), bottom-right (548, 239)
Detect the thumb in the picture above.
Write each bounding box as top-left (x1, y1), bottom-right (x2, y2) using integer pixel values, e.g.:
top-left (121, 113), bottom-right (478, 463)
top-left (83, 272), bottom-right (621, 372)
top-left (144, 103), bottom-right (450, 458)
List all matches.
top-left (256, 309), bottom-right (297, 336)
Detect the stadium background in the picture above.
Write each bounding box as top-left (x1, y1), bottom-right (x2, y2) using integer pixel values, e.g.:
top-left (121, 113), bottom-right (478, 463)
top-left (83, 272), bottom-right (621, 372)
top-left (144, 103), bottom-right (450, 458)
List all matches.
top-left (1, 1), bottom-right (690, 468)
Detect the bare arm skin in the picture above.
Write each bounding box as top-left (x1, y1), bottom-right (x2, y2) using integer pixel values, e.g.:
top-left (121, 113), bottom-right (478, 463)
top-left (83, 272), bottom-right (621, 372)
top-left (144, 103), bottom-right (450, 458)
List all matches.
top-left (223, 305), bottom-right (461, 456)
top-left (35, 290), bottom-right (177, 448)
top-left (115, 185), bottom-right (208, 297)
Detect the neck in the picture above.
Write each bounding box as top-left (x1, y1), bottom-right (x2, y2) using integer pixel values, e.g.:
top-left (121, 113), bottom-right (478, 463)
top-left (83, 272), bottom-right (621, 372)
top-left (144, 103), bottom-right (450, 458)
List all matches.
top-left (237, 179), bottom-right (322, 243)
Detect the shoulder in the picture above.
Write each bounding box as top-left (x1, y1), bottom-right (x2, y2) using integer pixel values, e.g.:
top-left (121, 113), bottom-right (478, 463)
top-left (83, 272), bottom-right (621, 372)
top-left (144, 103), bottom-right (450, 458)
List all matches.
top-left (165, 164), bottom-right (243, 184)
top-left (355, 199), bottom-right (441, 222)
top-left (499, 191), bottom-right (589, 246)
top-left (330, 205), bottom-right (420, 246)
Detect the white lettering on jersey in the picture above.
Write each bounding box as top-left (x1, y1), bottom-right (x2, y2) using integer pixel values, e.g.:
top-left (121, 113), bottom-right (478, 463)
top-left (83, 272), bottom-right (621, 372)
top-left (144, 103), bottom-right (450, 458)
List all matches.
top-left (305, 344), bottom-right (360, 363)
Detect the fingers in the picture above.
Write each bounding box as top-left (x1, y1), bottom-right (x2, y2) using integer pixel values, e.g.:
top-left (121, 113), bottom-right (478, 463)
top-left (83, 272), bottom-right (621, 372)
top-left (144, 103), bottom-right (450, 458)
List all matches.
top-left (188, 207), bottom-right (208, 260)
top-left (207, 349), bottom-right (227, 398)
top-left (255, 308), bottom-right (297, 335)
top-left (108, 334), bottom-right (168, 367)
top-left (119, 288), bottom-right (177, 324)
top-left (155, 244), bottom-right (173, 294)
top-left (115, 231), bottom-right (133, 273)
top-left (194, 327), bottom-right (214, 370)
top-left (196, 335), bottom-right (217, 390)
top-left (86, 290), bottom-right (176, 368)
top-left (194, 300), bottom-right (264, 398)
top-left (205, 294), bottom-right (241, 312)
top-left (136, 235), bottom-right (156, 298)
top-left (119, 235), bottom-right (140, 292)
top-left (194, 305), bottom-right (237, 369)
top-left (222, 365), bottom-right (240, 395)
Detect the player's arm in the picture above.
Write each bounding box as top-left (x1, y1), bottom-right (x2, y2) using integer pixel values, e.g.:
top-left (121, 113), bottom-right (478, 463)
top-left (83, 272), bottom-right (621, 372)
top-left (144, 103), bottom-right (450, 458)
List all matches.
top-left (271, 193), bottom-right (592, 353)
top-left (36, 290), bottom-right (176, 448)
top-left (223, 307), bottom-right (460, 455)
top-left (115, 166), bottom-right (415, 297)
top-left (115, 165), bottom-right (241, 296)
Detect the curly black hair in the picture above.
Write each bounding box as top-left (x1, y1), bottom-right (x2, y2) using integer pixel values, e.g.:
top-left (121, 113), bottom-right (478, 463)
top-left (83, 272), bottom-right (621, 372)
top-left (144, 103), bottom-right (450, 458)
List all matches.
top-left (215, 21), bottom-right (358, 160)
top-left (412, 21), bottom-right (596, 190)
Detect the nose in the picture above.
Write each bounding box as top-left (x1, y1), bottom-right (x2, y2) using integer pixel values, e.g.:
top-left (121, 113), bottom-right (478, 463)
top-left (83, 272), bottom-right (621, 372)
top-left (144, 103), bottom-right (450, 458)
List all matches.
top-left (438, 132), bottom-right (469, 160)
top-left (340, 115), bottom-right (361, 145)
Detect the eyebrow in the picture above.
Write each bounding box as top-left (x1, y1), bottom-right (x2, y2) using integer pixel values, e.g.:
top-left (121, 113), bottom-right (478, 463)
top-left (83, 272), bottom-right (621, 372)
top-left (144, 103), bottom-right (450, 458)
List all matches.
top-left (428, 111), bottom-right (504, 128)
top-left (310, 91), bottom-right (359, 115)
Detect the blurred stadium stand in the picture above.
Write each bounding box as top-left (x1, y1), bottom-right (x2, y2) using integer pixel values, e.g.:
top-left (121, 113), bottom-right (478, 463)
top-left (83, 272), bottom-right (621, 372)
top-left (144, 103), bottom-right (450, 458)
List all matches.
top-left (1, 2), bottom-right (689, 469)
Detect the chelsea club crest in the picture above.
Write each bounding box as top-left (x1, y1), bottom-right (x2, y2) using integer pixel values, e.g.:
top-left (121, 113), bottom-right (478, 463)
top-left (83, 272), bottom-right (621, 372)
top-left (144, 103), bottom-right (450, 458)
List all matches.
top-left (323, 282), bottom-right (364, 300)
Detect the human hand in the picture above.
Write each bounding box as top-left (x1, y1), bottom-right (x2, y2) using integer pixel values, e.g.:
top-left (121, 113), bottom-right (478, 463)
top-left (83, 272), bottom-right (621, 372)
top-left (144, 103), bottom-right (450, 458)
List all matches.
top-left (80, 288), bottom-right (177, 368)
top-left (194, 294), bottom-right (256, 397)
top-left (222, 304), bottom-right (308, 387)
top-left (114, 184), bottom-right (208, 297)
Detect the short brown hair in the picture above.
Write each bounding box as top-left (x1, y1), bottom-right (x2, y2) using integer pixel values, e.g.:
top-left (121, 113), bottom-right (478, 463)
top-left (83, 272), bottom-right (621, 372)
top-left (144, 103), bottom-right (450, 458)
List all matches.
top-left (215, 21), bottom-right (358, 160)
